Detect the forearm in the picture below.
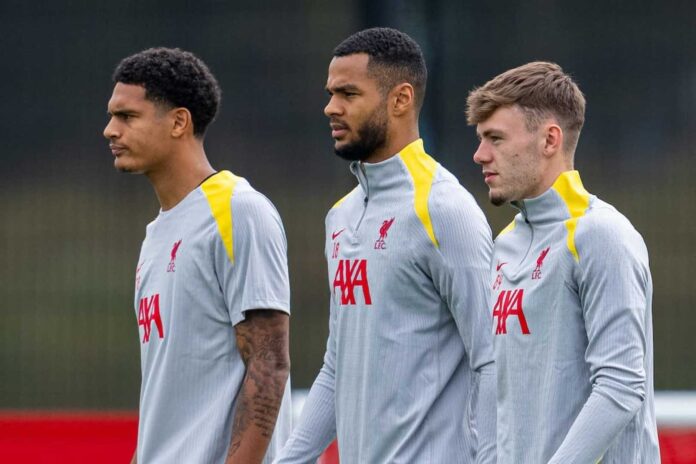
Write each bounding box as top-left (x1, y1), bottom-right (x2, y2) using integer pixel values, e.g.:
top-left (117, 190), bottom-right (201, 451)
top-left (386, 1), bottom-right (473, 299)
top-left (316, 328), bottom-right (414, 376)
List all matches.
top-left (274, 368), bottom-right (337, 463)
top-left (229, 310), bottom-right (291, 464)
top-left (227, 359), bottom-right (290, 464)
top-left (474, 362), bottom-right (496, 464)
top-left (548, 383), bottom-right (644, 463)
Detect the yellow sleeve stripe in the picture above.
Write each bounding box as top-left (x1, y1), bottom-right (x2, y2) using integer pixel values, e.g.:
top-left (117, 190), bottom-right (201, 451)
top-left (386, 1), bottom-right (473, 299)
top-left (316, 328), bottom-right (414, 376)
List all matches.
top-left (497, 220), bottom-right (516, 238)
top-left (201, 170), bottom-right (240, 263)
top-left (552, 170), bottom-right (590, 262)
top-left (400, 138), bottom-right (439, 248)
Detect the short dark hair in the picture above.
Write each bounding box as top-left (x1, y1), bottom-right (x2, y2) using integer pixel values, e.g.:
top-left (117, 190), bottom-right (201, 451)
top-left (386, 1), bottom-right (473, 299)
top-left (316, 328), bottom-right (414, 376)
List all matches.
top-left (334, 27), bottom-right (427, 111)
top-left (113, 47), bottom-right (221, 138)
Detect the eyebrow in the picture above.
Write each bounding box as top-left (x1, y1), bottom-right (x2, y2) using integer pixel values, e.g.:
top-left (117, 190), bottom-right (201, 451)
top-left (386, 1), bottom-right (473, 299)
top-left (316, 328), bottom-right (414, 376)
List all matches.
top-left (478, 128), bottom-right (504, 139)
top-left (326, 84), bottom-right (360, 94)
top-left (107, 109), bottom-right (137, 117)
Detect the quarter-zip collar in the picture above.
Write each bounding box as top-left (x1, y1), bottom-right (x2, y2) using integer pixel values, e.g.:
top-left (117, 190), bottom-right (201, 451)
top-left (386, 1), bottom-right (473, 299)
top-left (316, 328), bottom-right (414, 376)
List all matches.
top-left (511, 170), bottom-right (592, 225)
top-left (349, 139), bottom-right (425, 199)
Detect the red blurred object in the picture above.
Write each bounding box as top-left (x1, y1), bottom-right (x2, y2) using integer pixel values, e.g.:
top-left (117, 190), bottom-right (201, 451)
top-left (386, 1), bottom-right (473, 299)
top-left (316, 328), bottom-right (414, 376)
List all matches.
top-left (315, 431), bottom-right (696, 463)
top-left (318, 440), bottom-right (339, 464)
top-left (659, 429), bottom-right (696, 464)
top-left (0, 411), bottom-right (137, 463)
top-left (0, 412), bottom-right (694, 463)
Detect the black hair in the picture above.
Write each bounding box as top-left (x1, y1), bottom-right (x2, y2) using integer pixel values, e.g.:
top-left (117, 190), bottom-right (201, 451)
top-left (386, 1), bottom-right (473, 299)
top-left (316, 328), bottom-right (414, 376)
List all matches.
top-left (333, 27), bottom-right (427, 110)
top-left (113, 47), bottom-right (221, 137)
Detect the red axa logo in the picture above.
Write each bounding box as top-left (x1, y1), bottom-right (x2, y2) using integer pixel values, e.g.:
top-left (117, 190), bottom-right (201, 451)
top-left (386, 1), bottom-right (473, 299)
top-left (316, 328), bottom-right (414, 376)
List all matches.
top-left (531, 246), bottom-right (550, 280)
top-left (333, 259), bottom-right (372, 305)
top-left (167, 239), bottom-right (182, 273)
top-left (374, 217), bottom-right (395, 250)
top-left (138, 293), bottom-right (164, 343)
top-left (492, 289), bottom-right (530, 335)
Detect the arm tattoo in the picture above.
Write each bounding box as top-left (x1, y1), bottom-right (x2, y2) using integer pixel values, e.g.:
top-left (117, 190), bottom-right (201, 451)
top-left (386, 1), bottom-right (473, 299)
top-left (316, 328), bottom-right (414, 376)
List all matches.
top-left (228, 309), bottom-right (290, 461)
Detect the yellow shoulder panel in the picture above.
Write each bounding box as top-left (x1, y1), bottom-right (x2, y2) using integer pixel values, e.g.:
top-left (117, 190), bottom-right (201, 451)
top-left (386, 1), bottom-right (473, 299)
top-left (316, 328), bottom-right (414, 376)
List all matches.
top-left (399, 138), bottom-right (439, 248)
top-left (200, 170), bottom-right (240, 263)
top-left (497, 220), bottom-right (516, 238)
top-left (332, 192), bottom-right (351, 209)
top-left (552, 170), bottom-right (590, 262)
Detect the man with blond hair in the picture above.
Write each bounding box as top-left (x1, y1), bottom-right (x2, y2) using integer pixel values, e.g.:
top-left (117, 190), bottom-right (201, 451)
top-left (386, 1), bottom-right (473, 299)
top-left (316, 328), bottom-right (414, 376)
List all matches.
top-left (466, 61), bottom-right (660, 463)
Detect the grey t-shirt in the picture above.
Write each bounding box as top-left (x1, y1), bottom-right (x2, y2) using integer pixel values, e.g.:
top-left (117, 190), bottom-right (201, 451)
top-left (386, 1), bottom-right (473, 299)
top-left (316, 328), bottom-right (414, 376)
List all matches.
top-left (134, 170), bottom-right (292, 463)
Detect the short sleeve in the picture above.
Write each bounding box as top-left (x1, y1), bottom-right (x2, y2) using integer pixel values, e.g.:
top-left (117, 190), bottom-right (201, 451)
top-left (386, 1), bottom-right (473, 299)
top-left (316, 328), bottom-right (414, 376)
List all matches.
top-left (215, 190), bottom-right (290, 326)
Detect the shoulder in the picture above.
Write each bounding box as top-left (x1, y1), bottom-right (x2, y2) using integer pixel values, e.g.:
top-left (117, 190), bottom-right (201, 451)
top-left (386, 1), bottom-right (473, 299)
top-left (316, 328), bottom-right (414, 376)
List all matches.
top-left (329, 185), bottom-right (360, 210)
top-left (232, 185), bottom-right (281, 218)
top-left (429, 170), bottom-right (488, 225)
top-left (230, 189), bottom-right (285, 244)
top-left (326, 185), bottom-right (360, 223)
top-left (574, 198), bottom-right (648, 264)
top-left (201, 173), bottom-right (285, 262)
top-left (426, 171), bottom-right (492, 248)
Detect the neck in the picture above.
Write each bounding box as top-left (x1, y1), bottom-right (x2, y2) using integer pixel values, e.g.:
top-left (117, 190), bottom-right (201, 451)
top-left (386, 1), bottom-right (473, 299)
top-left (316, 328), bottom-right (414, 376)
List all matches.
top-left (364, 123), bottom-right (420, 164)
top-left (527, 155), bottom-right (573, 199)
top-left (147, 141), bottom-right (215, 210)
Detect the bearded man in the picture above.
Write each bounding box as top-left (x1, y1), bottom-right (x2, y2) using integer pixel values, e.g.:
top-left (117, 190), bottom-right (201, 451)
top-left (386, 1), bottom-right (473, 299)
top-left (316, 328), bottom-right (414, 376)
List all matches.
top-left (275, 27), bottom-right (496, 464)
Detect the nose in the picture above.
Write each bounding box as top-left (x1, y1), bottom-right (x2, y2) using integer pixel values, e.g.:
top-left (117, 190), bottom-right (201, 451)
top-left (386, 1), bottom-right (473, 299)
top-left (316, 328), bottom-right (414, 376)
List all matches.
top-left (324, 95), bottom-right (341, 118)
top-left (473, 141), bottom-right (490, 165)
top-left (103, 117), bottom-right (118, 140)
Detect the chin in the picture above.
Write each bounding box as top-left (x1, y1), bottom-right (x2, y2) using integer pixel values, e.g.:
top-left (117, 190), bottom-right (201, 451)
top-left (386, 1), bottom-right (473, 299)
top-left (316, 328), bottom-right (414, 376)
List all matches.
top-left (490, 191), bottom-right (508, 206)
top-left (114, 160), bottom-right (139, 174)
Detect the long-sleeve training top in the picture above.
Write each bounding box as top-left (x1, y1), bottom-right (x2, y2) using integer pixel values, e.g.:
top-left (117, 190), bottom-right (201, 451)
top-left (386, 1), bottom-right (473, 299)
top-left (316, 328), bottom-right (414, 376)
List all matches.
top-left (275, 138), bottom-right (496, 463)
top-left (491, 170), bottom-right (660, 463)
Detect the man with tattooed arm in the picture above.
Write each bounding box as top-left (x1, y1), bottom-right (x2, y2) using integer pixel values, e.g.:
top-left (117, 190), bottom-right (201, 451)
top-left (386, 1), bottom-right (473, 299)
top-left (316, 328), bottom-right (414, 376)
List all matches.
top-left (104, 47), bottom-right (292, 464)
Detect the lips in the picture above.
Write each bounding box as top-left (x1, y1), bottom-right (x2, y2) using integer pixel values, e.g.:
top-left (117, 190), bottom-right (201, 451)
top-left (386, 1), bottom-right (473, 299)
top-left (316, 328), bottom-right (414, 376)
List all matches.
top-left (109, 144), bottom-right (127, 156)
top-left (330, 121), bottom-right (349, 139)
top-left (483, 171), bottom-right (498, 184)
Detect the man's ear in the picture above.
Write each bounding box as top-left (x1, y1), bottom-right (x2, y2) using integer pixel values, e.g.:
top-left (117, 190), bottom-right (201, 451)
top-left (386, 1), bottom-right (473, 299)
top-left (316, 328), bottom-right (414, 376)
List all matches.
top-left (390, 83), bottom-right (415, 117)
top-left (170, 108), bottom-right (193, 138)
top-left (542, 123), bottom-right (563, 158)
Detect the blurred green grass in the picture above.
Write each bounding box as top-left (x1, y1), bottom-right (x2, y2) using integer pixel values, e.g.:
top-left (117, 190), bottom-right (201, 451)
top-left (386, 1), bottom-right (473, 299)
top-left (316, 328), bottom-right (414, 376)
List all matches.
top-left (1, 162), bottom-right (694, 409)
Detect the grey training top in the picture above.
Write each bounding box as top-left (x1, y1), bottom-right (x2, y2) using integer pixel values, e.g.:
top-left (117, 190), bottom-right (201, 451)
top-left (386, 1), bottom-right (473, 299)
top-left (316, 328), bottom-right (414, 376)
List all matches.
top-left (275, 139), bottom-right (496, 464)
top-left (491, 170), bottom-right (660, 463)
top-left (134, 171), bottom-right (292, 464)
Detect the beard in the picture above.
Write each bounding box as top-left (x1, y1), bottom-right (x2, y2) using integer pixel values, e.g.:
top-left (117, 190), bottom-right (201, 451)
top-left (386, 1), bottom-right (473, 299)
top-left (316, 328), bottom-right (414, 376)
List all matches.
top-left (490, 192), bottom-right (507, 207)
top-left (334, 106), bottom-right (388, 162)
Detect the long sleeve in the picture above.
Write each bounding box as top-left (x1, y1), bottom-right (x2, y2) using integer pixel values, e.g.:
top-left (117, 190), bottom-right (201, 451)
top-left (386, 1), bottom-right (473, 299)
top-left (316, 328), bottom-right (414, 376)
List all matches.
top-left (274, 301), bottom-right (338, 464)
top-left (474, 363), bottom-right (497, 463)
top-left (428, 182), bottom-right (497, 463)
top-left (548, 212), bottom-right (650, 463)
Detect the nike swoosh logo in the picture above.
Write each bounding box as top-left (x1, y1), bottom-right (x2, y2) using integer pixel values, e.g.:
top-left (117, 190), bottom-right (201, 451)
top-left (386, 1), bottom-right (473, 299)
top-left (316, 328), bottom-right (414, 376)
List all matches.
top-left (496, 261), bottom-right (507, 272)
top-left (332, 228), bottom-right (346, 240)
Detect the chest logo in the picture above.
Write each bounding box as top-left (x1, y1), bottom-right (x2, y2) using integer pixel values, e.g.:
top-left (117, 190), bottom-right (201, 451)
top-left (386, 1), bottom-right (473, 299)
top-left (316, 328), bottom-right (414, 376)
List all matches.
top-left (135, 263), bottom-right (143, 290)
top-left (138, 293), bottom-right (164, 343)
top-left (331, 229), bottom-right (344, 259)
top-left (167, 239), bottom-right (182, 273)
top-left (374, 217), bottom-right (395, 250)
top-left (492, 289), bottom-right (530, 335)
top-left (333, 259), bottom-right (372, 305)
top-left (493, 260), bottom-right (507, 290)
top-left (531, 246), bottom-right (550, 280)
